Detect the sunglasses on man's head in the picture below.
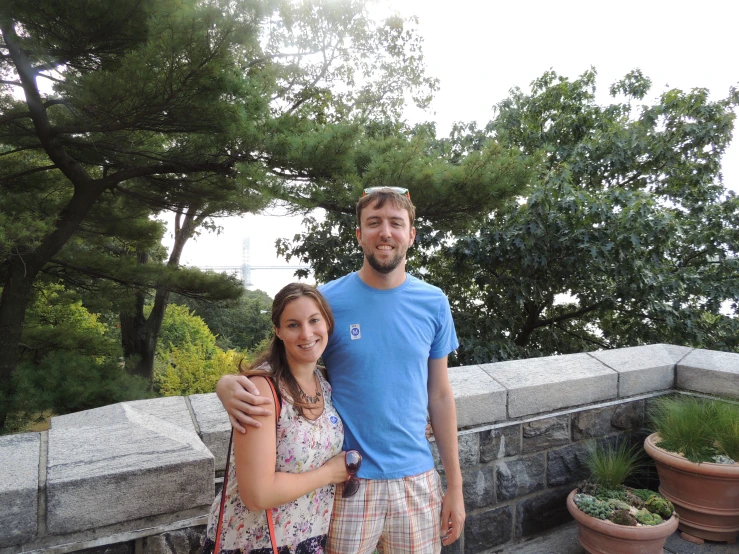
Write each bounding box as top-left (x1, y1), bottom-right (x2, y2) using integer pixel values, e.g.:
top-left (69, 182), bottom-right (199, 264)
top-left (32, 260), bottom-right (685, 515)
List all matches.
top-left (343, 450), bottom-right (362, 498)
top-left (362, 187), bottom-right (410, 199)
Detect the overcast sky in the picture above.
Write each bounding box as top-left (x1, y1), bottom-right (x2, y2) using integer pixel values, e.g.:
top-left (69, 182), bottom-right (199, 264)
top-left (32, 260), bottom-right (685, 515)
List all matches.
top-left (172, 0), bottom-right (739, 298)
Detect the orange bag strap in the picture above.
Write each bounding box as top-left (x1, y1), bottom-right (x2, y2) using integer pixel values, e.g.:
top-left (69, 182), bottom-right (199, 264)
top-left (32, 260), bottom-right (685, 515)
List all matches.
top-left (264, 377), bottom-right (281, 554)
top-left (214, 377), bottom-right (282, 554)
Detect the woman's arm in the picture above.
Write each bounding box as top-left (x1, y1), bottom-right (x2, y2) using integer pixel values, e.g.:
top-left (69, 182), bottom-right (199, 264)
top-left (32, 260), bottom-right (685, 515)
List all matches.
top-left (233, 376), bottom-right (349, 512)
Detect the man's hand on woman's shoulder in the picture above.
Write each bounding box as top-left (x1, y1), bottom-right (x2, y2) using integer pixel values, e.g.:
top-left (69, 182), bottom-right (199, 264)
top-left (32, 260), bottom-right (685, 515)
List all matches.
top-left (216, 373), bottom-right (274, 433)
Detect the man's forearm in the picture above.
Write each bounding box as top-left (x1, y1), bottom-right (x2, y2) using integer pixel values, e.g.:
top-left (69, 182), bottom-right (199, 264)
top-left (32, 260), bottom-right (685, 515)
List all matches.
top-left (429, 390), bottom-right (462, 488)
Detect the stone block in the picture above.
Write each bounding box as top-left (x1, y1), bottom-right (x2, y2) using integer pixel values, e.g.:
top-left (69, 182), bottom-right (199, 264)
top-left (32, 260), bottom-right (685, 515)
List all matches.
top-left (47, 403), bottom-right (214, 534)
top-left (480, 354), bottom-right (617, 418)
top-left (589, 344), bottom-right (688, 396)
top-left (449, 365), bottom-right (507, 427)
top-left (515, 486), bottom-right (572, 538)
top-left (140, 525), bottom-right (206, 554)
top-left (0, 432), bottom-right (39, 548)
top-left (188, 392), bottom-right (231, 469)
top-left (546, 442), bottom-right (591, 487)
top-left (495, 453), bottom-right (545, 501)
top-left (677, 348), bottom-right (739, 398)
top-left (522, 416), bottom-right (570, 454)
top-left (51, 396), bottom-right (196, 433)
top-left (461, 465), bottom-right (496, 510)
top-left (78, 542), bottom-right (135, 554)
top-left (441, 537), bottom-right (463, 554)
top-left (661, 344), bottom-right (694, 361)
top-left (464, 505), bottom-right (512, 553)
top-left (480, 424), bottom-right (520, 463)
top-left (431, 433), bottom-right (479, 472)
top-left (571, 401), bottom-right (644, 441)
top-left (611, 401), bottom-right (646, 430)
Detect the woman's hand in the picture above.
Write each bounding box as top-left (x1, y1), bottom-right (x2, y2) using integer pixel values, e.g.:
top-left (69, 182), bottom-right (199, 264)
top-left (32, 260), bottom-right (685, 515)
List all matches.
top-left (323, 452), bottom-right (352, 485)
top-left (216, 374), bottom-right (274, 433)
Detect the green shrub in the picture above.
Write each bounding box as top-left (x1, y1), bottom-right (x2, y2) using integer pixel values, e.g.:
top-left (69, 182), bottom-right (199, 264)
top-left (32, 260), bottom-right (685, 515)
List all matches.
top-left (634, 508), bottom-right (663, 526)
top-left (630, 488), bottom-right (657, 502)
top-left (592, 486), bottom-right (627, 502)
top-left (607, 499), bottom-right (631, 511)
top-left (6, 353), bottom-right (152, 434)
top-left (153, 343), bottom-right (241, 396)
top-left (573, 494), bottom-right (611, 520)
top-left (609, 509), bottom-right (637, 526)
top-left (645, 496), bottom-right (674, 519)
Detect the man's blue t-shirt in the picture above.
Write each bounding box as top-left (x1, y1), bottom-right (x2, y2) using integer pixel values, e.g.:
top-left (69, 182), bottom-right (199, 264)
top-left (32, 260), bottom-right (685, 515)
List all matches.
top-left (319, 272), bottom-right (459, 479)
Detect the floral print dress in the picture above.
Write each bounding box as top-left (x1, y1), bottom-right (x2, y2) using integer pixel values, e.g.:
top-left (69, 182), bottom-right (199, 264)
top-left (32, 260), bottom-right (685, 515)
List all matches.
top-left (204, 370), bottom-right (344, 554)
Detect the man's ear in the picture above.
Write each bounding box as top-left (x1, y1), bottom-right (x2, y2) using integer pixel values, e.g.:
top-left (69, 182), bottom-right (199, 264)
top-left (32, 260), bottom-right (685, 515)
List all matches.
top-left (356, 227), bottom-right (362, 243)
top-left (409, 226), bottom-right (416, 246)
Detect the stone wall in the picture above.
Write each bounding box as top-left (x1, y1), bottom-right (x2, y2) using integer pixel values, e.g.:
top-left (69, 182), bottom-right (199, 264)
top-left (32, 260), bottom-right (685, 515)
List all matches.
top-left (2, 344), bottom-right (737, 554)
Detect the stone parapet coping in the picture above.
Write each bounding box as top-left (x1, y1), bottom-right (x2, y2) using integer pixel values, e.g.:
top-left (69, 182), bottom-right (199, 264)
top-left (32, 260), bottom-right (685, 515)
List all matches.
top-left (1, 343), bottom-right (737, 552)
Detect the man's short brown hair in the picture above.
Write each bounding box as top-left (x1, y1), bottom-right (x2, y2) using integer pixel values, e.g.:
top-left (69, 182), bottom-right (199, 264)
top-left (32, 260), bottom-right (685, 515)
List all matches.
top-left (356, 188), bottom-right (416, 228)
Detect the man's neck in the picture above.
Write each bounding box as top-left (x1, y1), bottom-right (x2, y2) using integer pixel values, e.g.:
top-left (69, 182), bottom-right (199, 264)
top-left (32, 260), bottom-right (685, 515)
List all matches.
top-left (357, 263), bottom-right (407, 290)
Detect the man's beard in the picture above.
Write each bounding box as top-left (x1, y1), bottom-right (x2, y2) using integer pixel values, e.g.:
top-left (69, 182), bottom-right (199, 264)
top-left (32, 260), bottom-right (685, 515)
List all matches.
top-left (366, 250), bottom-right (404, 274)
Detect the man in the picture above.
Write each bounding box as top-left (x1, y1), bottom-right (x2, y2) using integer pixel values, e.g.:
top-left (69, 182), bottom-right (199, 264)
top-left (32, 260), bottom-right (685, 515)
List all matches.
top-left (217, 187), bottom-right (465, 553)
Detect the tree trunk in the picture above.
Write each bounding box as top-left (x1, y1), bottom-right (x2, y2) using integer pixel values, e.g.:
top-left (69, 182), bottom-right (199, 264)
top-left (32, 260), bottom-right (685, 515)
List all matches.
top-left (514, 301), bottom-right (540, 347)
top-left (119, 207), bottom-right (199, 382)
top-left (0, 261), bottom-right (38, 430)
top-left (0, 186), bottom-right (107, 431)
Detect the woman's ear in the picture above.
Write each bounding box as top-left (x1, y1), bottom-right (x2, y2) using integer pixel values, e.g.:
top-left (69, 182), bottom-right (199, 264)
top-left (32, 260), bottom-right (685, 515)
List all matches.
top-left (274, 326), bottom-right (280, 340)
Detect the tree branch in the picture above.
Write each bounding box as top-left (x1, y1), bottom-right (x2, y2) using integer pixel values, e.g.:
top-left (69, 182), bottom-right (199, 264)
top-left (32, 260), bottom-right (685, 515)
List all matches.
top-left (0, 164), bottom-right (58, 183)
top-left (552, 323), bottom-right (609, 348)
top-left (534, 302), bottom-right (604, 328)
top-left (0, 145), bottom-right (44, 157)
top-left (1, 22), bottom-right (97, 192)
top-left (99, 161), bottom-right (233, 188)
top-left (243, 49), bottom-right (324, 70)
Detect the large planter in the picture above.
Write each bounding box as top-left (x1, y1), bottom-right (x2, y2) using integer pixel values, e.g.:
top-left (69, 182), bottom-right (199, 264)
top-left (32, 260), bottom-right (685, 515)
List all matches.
top-left (566, 490), bottom-right (678, 554)
top-left (644, 432), bottom-right (739, 544)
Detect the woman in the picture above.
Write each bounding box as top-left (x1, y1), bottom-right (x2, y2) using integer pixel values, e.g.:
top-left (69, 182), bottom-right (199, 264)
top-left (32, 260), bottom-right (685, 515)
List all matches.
top-left (203, 283), bottom-right (350, 553)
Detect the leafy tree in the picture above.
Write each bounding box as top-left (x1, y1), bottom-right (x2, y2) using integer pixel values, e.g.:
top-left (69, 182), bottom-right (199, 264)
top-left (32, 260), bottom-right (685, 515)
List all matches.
top-left (279, 69), bottom-right (738, 365)
top-left (150, 303), bottom-right (218, 359)
top-left (175, 289), bottom-right (274, 351)
top-left (0, 0), bottom-right (439, 429)
top-left (4, 283), bottom-right (149, 433)
top-left (432, 69), bottom-right (739, 363)
top-left (154, 344), bottom-right (241, 397)
top-left (276, 121), bottom-right (532, 282)
top-left (152, 303), bottom-right (241, 396)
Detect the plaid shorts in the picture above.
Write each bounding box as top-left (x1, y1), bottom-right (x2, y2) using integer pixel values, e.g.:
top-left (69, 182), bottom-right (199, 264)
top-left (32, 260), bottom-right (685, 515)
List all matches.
top-left (327, 469), bottom-right (443, 554)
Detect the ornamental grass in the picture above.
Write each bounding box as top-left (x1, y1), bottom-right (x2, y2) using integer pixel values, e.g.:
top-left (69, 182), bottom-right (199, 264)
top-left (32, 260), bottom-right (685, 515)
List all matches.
top-left (649, 395), bottom-right (739, 463)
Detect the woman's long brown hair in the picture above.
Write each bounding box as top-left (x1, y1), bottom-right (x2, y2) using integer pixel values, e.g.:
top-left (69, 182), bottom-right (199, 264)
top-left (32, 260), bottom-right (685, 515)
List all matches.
top-left (239, 283), bottom-right (334, 417)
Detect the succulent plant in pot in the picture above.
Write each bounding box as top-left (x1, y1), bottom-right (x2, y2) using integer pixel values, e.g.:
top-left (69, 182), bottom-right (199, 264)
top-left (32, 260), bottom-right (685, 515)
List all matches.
top-left (567, 439), bottom-right (678, 554)
top-left (644, 395), bottom-right (739, 544)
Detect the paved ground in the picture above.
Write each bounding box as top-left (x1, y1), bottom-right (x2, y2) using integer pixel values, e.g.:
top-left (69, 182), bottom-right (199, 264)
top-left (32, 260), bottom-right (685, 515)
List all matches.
top-left (495, 522), bottom-right (737, 553)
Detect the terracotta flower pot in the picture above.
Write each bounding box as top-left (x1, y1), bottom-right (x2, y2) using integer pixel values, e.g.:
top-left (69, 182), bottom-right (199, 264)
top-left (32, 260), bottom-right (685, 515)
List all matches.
top-left (567, 489), bottom-right (678, 553)
top-left (644, 432), bottom-right (739, 544)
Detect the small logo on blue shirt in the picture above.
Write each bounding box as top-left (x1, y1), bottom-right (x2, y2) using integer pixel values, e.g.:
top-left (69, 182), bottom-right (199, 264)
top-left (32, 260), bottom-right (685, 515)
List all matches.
top-left (350, 324), bottom-right (361, 340)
